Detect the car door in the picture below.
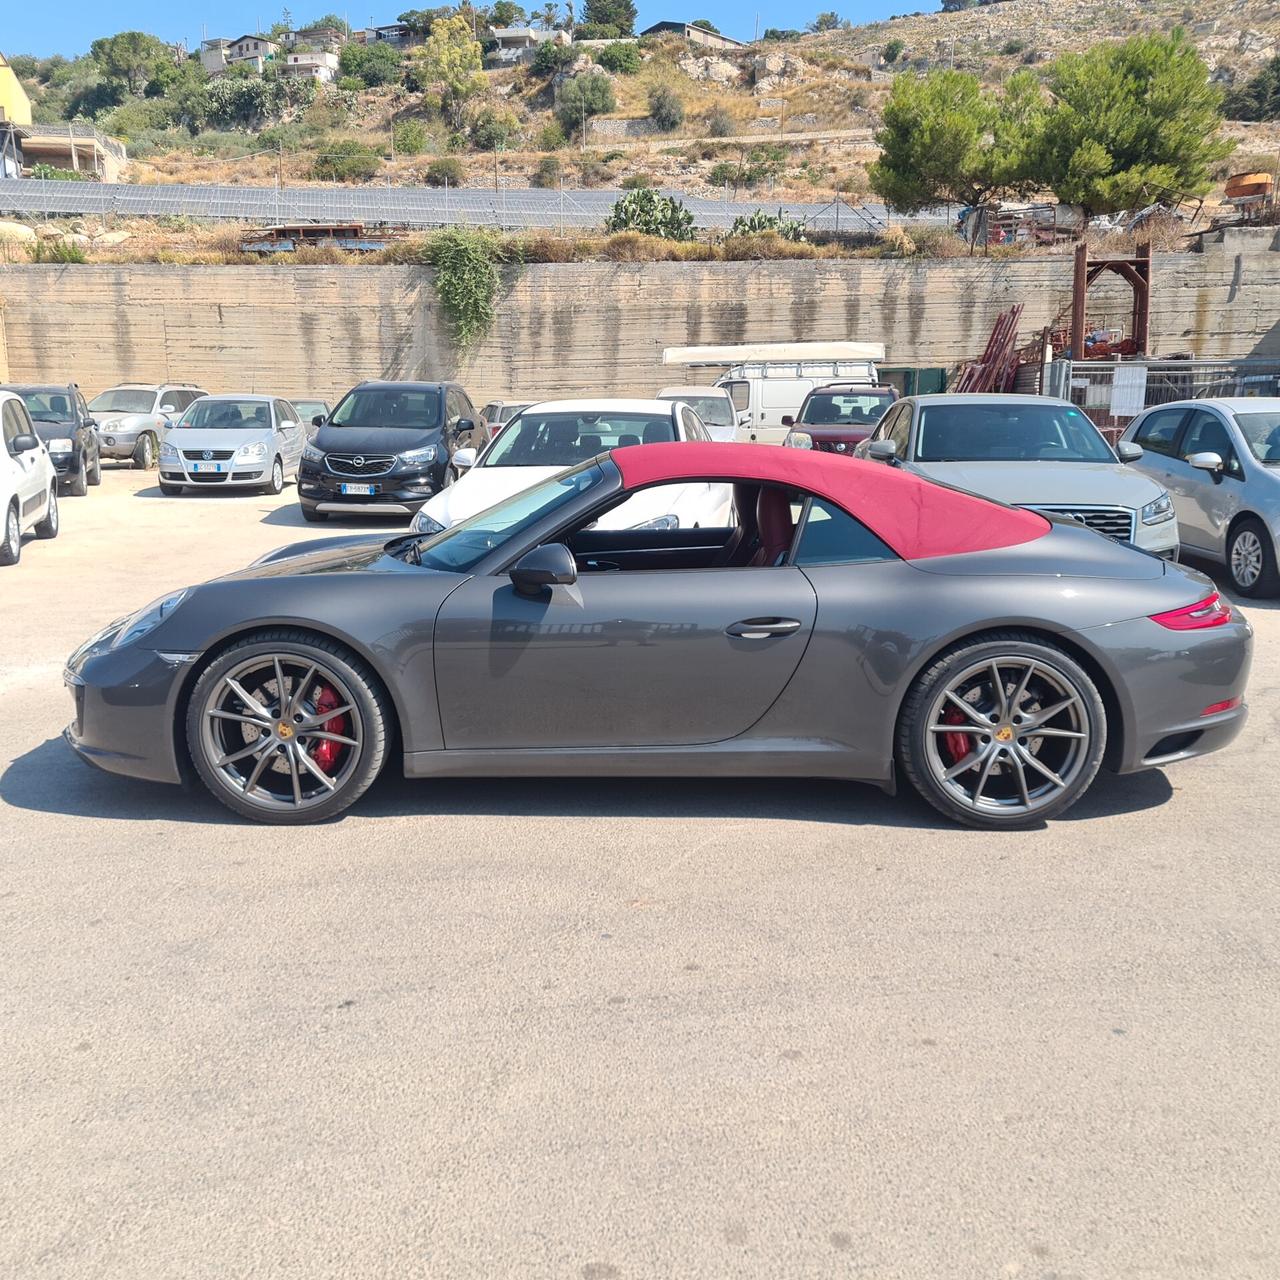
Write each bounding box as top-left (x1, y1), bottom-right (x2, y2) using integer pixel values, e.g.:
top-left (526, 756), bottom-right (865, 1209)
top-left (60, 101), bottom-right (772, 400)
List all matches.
top-left (1165, 407), bottom-right (1246, 556)
top-left (3, 400), bottom-right (47, 530)
top-left (433, 558), bottom-right (819, 751)
top-left (274, 399), bottom-right (303, 473)
top-left (1126, 406), bottom-right (1189, 493)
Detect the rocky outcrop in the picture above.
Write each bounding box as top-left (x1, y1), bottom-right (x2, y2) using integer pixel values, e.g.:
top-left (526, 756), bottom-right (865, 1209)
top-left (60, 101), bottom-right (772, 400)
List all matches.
top-left (679, 54), bottom-right (741, 85)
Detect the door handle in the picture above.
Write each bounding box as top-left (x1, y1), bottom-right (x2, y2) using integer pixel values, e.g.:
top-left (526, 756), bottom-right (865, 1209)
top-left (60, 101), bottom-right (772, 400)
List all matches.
top-left (726, 617), bottom-right (802, 639)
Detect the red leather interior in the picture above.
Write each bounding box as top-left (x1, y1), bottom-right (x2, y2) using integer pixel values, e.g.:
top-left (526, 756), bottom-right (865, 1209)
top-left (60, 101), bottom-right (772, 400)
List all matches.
top-left (749, 488), bottom-right (794, 567)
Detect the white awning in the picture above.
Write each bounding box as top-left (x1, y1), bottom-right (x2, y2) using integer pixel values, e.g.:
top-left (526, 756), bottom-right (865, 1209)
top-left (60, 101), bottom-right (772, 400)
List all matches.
top-left (662, 341), bottom-right (885, 366)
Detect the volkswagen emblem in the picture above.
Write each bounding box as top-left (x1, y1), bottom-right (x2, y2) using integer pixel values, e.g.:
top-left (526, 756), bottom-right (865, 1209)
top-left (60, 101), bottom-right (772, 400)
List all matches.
top-left (353, 455), bottom-right (365, 467)
top-left (202, 449), bottom-right (212, 461)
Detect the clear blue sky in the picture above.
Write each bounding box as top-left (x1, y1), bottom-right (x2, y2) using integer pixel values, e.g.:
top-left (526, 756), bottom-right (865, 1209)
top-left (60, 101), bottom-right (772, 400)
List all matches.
top-left (5, 0), bottom-right (921, 57)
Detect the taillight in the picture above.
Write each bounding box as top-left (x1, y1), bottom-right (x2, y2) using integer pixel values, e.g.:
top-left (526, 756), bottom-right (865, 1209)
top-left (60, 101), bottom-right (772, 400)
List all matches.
top-left (1149, 593), bottom-right (1232, 630)
top-left (1201, 697), bottom-right (1241, 717)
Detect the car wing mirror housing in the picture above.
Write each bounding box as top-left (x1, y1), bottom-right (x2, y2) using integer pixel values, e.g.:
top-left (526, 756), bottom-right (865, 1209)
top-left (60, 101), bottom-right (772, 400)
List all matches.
top-left (11, 433), bottom-right (39, 454)
top-left (453, 447), bottom-right (477, 470)
top-left (781, 414), bottom-right (794, 427)
top-left (1188, 450), bottom-right (1224, 473)
top-left (312, 415), bottom-right (325, 428)
top-left (510, 543), bottom-right (578, 595)
top-left (456, 417), bottom-right (476, 434)
top-left (868, 439), bottom-right (899, 463)
top-left (1117, 441), bottom-right (1144, 463)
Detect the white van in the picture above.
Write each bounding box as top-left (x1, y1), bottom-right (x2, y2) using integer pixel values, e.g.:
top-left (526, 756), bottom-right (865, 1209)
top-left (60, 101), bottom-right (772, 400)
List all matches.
top-left (663, 343), bottom-right (885, 445)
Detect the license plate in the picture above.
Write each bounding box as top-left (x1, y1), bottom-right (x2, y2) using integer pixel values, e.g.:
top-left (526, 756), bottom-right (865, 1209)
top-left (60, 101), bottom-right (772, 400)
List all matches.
top-left (191, 463), bottom-right (224, 473)
top-left (340, 483), bottom-right (374, 495)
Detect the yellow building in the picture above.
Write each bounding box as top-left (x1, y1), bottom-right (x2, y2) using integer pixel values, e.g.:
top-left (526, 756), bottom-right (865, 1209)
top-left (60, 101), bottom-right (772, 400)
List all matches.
top-left (0, 51), bottom-right (33, 127)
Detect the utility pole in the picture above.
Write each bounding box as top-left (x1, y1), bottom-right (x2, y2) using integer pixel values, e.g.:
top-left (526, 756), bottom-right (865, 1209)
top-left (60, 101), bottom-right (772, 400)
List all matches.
top-left (581, 95), bottom-right (586, 153)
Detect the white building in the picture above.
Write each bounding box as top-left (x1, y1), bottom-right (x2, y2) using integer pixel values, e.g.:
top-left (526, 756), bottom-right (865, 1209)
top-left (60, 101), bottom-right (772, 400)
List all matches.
top-left (281, 50), bottom-right (340, 81)
top-left (200, 34), bottom-right (281, 77)
top-left (486, 26), bottom-right (571, 67)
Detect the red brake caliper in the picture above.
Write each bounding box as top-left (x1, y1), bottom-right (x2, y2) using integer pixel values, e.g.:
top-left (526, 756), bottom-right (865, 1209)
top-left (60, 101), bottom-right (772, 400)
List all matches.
top-left (309, 683), bottom-right (348, 773)
top-left (942, 705), bottom-right (972, 764)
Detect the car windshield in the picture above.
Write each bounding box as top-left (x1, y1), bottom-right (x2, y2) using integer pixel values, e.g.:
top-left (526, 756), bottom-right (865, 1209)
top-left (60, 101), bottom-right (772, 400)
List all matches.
top-left (497, 404), bottom-right (529, 423)
top-left (482, 411), bottom-right (675, 468)
top-left (660, 394), bottom-right (734, 427)
top-left (89, 388), bottom-right (153, 414)
top-left (292, 400), bottom-right (328, 420)
top-left (800, 391), bottom-right (893, 426)
top-left (915, 403), bottom-right (1114, 462)
top-left (177, 399), bottom-right (273, 430)
top-left (330, 387), bottom-right (441, 430)
top-left (14, 390), bottom-right (75, 424)
top-left (413, 462), bottom-right (607, 573)
top-left (1234, 412), bottom-right (1280, 463)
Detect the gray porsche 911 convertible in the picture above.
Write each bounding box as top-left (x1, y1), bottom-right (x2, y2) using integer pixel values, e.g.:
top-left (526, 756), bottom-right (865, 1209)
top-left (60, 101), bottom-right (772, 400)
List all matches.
top-left (64, 443), bottom-right (1252, 829)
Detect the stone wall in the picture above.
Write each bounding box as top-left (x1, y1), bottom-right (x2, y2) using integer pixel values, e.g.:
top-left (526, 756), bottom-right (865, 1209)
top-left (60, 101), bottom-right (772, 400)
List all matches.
top-left (0, 228), bottom-right (1277, 402)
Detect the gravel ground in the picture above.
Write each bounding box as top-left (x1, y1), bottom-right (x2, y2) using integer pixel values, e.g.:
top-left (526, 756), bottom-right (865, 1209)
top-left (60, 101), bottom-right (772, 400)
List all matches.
top-left (2, 467), bottom-right (1278, 1279)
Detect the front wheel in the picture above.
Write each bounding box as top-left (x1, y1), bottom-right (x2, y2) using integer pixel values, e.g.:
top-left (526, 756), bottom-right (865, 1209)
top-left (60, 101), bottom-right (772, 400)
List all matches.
top-left (262, 457), bottom-right (284, 496)
top-left (34, 487), bottom-right (59, 540)
top-left (89, 448), bottom-right (103, 485)
top-left (896, 633), bottom-right (1106, 829)
top-left (159, 481), bottom-right (185, 496)
top-left (186, 630), bottom-right (391, 824)
top-left (1227, 518), bottom-right (1279, 597)
top-left (133, 433), bottom-right (155, 470)
top-left (300, 504), bottom-right (327, 523)
top-left (68, 456), bottom-right (89, 497)
top-left (0, 502), bottom-right (20, 566)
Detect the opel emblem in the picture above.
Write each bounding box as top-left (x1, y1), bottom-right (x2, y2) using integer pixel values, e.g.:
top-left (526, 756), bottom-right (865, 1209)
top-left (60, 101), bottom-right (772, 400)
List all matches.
top-left (353, 455), bottom-right (365, 467)
top-left (202, 449), bottom-right (212, 461)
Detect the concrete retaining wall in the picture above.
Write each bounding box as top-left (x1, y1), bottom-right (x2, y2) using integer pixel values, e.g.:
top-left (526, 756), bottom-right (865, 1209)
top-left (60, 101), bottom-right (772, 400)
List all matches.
top-left (1, 227), bottom-right (1278, 401)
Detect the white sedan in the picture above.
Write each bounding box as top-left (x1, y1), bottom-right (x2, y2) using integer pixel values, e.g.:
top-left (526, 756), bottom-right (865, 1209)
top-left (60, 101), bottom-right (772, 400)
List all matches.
top-left (411, 398), bottom-right (732, 535)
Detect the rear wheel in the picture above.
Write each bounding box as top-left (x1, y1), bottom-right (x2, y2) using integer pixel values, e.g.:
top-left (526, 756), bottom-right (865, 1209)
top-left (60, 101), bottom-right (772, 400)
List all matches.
top-left (186, 631), bottom-right (390, 824)
top-left (897, 633), bottom-right (1106, 829)
top-left (34, 487), bottom-right (59, 540)
top-left (1227, 518), bottom-right (1279, 597)
top-left (133, 433), bottom-right (155, 470)
top-left (0, 502), bottom-right (20, 566)
top-left (68, 456), bottom-right (89, 497)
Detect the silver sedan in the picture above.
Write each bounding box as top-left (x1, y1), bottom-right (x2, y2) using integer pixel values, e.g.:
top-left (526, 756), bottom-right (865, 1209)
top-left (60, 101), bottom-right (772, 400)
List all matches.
top-left (1120, 397), bottom-right (1280, 596)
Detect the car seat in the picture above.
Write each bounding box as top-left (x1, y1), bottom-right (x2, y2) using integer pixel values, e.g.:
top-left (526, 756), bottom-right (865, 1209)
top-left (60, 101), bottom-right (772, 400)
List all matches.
top-left (579, 433), bottom-right (602, 454)
top-left (49, 395), bottom-right (69, 417)
top-left (748, 488), bottom-right (794, 567)
top-left (713, 483), bottom-right (761, 566)
top-left (617, 433), bottom-right (640, 448)
top-left (642, 422), bottom-right (671, 444)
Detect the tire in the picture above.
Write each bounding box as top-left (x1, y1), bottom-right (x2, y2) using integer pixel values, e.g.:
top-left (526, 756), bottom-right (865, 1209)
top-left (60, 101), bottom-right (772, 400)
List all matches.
top-left (89, 448), bottom-right (103, 485)
top-left (1227, 518), bottom-right (1280, 598)
top-left (69, 456), bottom-right (89, 497)
top-left (0, 502), bottom-right (20, 566)
top-left (301, 504), bottom-right (328, 523)
top-left (896, 631), bottom-right (1106, 829)
top-left (186, 629), bottom-right (391, 825)
top-left (133, 433), bottom-right (155, 470)
top-left (159, 481), bottom-right (185, 496)
top-left (34, 487), bottom-right (59, 540)
top-left (262, 456), bottom-right (284, 496)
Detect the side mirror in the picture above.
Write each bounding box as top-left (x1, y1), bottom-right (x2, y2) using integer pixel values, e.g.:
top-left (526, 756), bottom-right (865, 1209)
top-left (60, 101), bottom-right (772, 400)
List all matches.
top-left (159, 403), bottom-right (178, 414)
top-left (1188, 451), bottom-right (1223, 472)
top-left (312, 415), bottom-right (326, 428)
top-left (781, 414), bottom-right (795, 427)
top-left (784, 431), bottom-right (814, 450)
top-left (736, 411), bottom-right (750, 425)
top-left (85, 417), bottom-right (98, 429)
top-left (868, 439), bottom-right (899, 463)
top-left (453, 446), bottom-right (477, 470)
top-left (456, 417), bottom-right (476, 434)
top-left (510, 543), bottom-right (577, 595)
top-left (1116, 441), bottom-right (1144, 463)
top-left (11, 434), bottom-right (39, 454)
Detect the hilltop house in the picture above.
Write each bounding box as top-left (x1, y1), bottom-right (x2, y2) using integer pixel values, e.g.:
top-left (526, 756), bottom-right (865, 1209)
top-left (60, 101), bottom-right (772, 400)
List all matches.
top-left (639, 21), bottom-right (746, 51)
top-left (279, 26), bottom-right (347, 50)
top-left (486, 26), bottom-right (571, 67)
top-left (199, 34), bottom-right (281, 76)
top-left (280, 50), bottom-right (340, 81)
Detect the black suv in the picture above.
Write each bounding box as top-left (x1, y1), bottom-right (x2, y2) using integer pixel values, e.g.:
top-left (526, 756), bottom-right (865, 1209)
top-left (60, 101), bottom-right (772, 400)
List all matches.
top-left (3, 383), bottom-right (102, 495)
top-left (298, 380), bottom-right (481, 522)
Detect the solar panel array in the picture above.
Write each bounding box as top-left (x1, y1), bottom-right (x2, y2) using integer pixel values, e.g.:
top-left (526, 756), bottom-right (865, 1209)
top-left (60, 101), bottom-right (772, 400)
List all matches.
top-left (0, 178), bottom-right (942, 233)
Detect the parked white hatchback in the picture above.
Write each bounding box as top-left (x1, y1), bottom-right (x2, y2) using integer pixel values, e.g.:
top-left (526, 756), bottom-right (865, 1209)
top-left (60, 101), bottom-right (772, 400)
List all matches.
top-left (158, 394), bottom-right (308, 496)
top-left (1, 388), bottom-right (60, 566)
top-left (411, 398), bottom-right (731, 535)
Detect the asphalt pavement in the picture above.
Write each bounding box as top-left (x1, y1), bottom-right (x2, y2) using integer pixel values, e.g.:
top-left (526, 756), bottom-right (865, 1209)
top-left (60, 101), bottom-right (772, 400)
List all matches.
top-left (2, 467), bottom-right (1278, 1278)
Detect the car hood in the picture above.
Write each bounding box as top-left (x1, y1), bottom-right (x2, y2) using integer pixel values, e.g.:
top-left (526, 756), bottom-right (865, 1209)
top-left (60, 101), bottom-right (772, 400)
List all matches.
top-left (164, 427), bottom-right (273, 451)
top-left (31, 421), bottom-right (77, 441)
top-left (801, 425), bottom-right (874, 444)
top-left (421, 465), bottom-right (562, 527)
top-left (223, 535), bottom-right (415, 580)
top-left (912, 460), bottom-right (1163, 507)
top-left (313, 424), bottom-right (442, 455)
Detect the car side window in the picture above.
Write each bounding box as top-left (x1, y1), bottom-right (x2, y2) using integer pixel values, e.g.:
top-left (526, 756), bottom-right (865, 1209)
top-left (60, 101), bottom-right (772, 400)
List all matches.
top-left (792, 497), bottom-right (896, 566)
top-left (889, 407), bottom-right (913, 457)
top-left (445, 389), bottom-right (464, 428)
top-left (681, 407), bottom-right (707, 441)
top-left (1180, 410), bottom-right (1242, 477)
top-left (274, 399), bottom-right (294, 427)
top-left (1133, 408), bottom-right (1187, 457)
top-left (2, 401), bottom-right (23, 450)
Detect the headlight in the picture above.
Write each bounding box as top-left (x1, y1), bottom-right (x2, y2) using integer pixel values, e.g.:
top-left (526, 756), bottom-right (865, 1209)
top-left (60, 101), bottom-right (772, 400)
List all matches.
top-left (411, 510), bottom-right (446, 535)
top-left (1142, 492), bottom-right (1175, 524)
top-left (630, 514), bottom-right (679, 530)
top-left (303, 443), bottom-right (324, 463)
top-left (47, 437), bottom-right (74, 454)
top-left (159, 441), bottom-right (179, 462)
top-left (234, 440), bottom-right (269, 462)
top-left (783, 431), bottom-right (813, 449)
top-left (398, 444), bottom-right (437, 467)
top-left (110, 589), bottom-right (189, 649)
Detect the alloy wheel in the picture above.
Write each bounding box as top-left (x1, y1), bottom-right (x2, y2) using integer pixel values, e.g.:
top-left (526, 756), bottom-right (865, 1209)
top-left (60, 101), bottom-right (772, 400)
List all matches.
top-left (2, 506), bottom-right (18, 564)
top-left (1231, 529), bottom-right (1263, 589)
top-left (198, 654), bottom-right (364, 813)
top-left (923, 656), bottom-right (1091, 818)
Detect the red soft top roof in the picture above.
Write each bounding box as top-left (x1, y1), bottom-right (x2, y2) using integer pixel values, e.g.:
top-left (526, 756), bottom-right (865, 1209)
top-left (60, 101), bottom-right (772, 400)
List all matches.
top-left (612, 442), bottom-right (1049, 560)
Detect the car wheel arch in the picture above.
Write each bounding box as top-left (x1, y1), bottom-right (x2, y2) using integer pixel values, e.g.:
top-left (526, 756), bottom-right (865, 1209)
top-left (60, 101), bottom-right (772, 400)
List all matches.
top-left (1226, 510), bottom-right (1275, 557)
top-left (170, 620), bottom-right (409, 782)
top-left (892, 622), bottom-right (1128, 773)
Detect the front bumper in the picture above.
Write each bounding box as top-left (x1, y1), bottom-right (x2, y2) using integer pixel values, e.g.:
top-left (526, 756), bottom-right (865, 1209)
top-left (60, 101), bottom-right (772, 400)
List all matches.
top-left (49, 450), bottom-right (78, 478)
top-left (298, 459), bottom-right (441, 517)
top-left (160, 461), bottom-right (267, 487)
top-left (63, 627), bottom-right (193, 785)
top-left (97, 423), bottom-right (146, 459)
top-left (1134, 518), bottom-right (1180, 558)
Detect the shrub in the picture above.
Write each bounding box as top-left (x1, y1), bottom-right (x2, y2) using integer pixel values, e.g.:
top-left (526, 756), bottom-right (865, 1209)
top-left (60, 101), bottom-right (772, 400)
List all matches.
top-left (338, 40), bottom-right (403, 87)
top-left (883, 38), bottom-right (905, 63)
top-left (705, 106), bottom-right (734, 137)
top-left (336, 75), bottom-right (364, 92)
top-left (431, 227), bottom-right (505, 345)
top-left (573, 22), bottom-right (621, 40)
top-left (721, 231), bottom-right (818, 260)
top-left (647, 83), bottom-right (685, 132)
top-left (1000, 38), bottom-right (1027, 55)
top-left (532, 155), bottom-right (562, 187)
top-left (393, 119), bottom-right (430, 155)
top-left (29, 163), bottom-right (91, 181)
top-left (532, 40), bottom-right (576, 76)
top-left (27, 239), bottom-right (87, 264)
top-left (604, 187), bottom-right (695, 239)
top-left (556, 73), bottom-right (617, 133)
top-left (311, 138), bottom-right (383, 181)
top-left (538, 121), bottom-right (567, 150)
top-left (470, 107), bottom-right (519, 149)
top-left (425, 156), bottom-right (464, 186)
top-left (595, 42), bottom-right (641, 74)
top-left (620, 172), bottom-right (652, 188)
top-left (578, 153), bottom-right (612, 185)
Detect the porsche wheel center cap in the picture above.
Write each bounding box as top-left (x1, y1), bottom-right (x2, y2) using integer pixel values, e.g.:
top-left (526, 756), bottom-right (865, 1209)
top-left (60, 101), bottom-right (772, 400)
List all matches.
top-left (276, 722), bottom-right (295, 740)
top-left (995, 724), bottom-right (1014, 743)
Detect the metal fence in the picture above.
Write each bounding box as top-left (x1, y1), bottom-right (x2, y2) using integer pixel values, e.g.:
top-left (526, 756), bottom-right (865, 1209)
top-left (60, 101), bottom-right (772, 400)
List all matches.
top-left (1047, 358), bottom-right (1280, 433)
